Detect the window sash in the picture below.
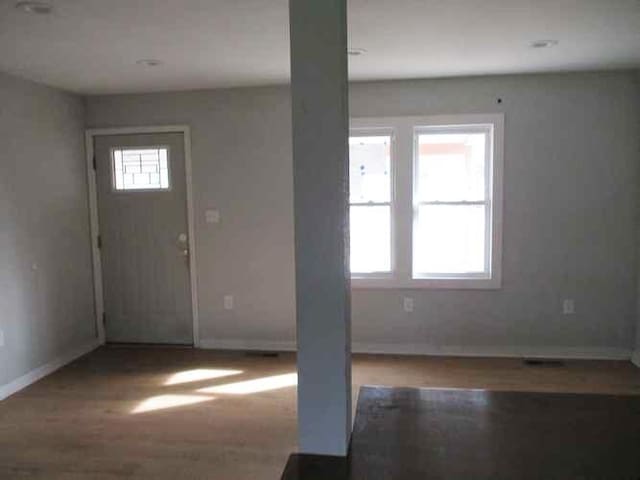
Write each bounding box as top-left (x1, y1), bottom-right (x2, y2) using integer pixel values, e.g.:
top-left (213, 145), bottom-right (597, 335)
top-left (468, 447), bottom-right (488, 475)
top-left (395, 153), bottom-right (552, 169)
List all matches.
top-left (349, 131), bottom-right (394, 204)
top-left (349, 129), bottom-right (395, 278)
top-left (349, 114), bottom-right (503, 289)
top-left (349, 204), bottom-right (393, 276)
top-left (412, 202), bottom-right (491, 278)
top-left (412, 125), bottom-right (493, 279)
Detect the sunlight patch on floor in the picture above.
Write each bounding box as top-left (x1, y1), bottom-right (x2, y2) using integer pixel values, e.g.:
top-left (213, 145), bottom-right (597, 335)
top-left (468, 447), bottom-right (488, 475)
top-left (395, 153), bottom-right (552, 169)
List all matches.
top-left (164, 368), bottom-right (243, 386)
top-left (197, 373), bottom-right (298, 395)
top-left (132, 394), bottom-right (215, 414)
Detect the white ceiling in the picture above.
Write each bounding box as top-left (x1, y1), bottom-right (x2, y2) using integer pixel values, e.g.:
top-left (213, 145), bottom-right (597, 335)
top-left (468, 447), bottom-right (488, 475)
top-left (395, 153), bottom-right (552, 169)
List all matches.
top-left (0, 0), bottom-right (639, 95)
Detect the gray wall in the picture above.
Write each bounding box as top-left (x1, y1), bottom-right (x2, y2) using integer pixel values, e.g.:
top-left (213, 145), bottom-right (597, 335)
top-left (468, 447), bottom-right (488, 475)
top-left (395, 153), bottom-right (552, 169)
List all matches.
top-left (0, 72), bottom-right (95, 388)
top-left (637, 307), bottom-right (640, 359)
top-left (85, 71), bottom-right (640, 356)
top-left (86, 88), bottom-right (297, 347)
top-left (351, 72), bottom-right (640, 356)
top-left (637, 282), bottom-right (640, 361)
top-left (637, 201), bottom-right (640, 361)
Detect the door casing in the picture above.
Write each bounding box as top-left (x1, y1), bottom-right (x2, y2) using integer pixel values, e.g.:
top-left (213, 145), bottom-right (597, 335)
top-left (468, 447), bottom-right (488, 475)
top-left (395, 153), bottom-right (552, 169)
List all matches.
top-left (85, 126), bottom-right (199, 346)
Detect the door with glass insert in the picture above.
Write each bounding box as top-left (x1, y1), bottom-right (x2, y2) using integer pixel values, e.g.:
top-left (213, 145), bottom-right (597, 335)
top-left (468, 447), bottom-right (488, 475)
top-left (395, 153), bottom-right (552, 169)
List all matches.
top-left (94, 132), bottom-right (193, 344)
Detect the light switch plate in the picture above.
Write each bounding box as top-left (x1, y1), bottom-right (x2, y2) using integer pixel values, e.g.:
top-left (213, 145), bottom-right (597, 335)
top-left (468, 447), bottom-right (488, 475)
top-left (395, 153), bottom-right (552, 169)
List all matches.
top-left (0, 329), bottom-right (4, 347)
top-left (562, 299), bottom-right (575, 315)
top-left (205, 209), bottom-right (220, 224)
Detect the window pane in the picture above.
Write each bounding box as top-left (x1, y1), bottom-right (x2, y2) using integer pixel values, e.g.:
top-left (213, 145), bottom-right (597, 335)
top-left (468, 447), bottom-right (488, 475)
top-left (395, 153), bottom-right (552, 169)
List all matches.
top-left (112, 148), bottom-right (170, 191)
top-left (350, 205), bottom-right (391, 273)
top-left (349, 136), bottom-right (391, 203)
top-left (417, 131), bottom-right (486, 201)
top-left (413, 204), bottom-right (486, 275)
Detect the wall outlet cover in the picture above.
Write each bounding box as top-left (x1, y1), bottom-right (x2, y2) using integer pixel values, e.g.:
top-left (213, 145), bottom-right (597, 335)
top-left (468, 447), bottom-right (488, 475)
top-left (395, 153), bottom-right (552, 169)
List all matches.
top-left (403, 297), bottom-right (414, 313)
top-left (224, 295), bottom-right (234, 310)
top-left (562, 299), bottom-right (575, 315)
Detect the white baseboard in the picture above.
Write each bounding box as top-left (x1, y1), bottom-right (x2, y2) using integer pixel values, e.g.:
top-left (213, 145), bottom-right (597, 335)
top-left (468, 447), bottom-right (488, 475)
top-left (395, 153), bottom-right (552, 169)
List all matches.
top-left (0, 338), bottom-right (101, 402)
top-left (199, 338), bottom-right (631, 361)
top-left (632, 350), bottom-right (640, 368)
top-left (352, 343), bottom-right (631, 360)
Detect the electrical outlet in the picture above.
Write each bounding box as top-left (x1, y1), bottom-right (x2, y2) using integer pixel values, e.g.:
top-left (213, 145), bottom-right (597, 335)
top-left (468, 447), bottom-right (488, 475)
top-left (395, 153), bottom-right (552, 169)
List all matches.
top-left (403, 297), bottom-right (414, 313)
top-left (0, 329), bottom-right (4, 347)
top-left (224, 295), bottom-right (234, 310)
top-left (562, 299), bottom-right (575, 315)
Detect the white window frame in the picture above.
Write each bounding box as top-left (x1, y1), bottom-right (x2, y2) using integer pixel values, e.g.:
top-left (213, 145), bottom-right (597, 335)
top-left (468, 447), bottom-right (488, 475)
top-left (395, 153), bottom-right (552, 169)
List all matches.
top-left (350, 114), bottom-right (504, 290)
top-left (110, 145), bottom-right (172, 193)
top-left (348, 128), bottom-right (397, 280)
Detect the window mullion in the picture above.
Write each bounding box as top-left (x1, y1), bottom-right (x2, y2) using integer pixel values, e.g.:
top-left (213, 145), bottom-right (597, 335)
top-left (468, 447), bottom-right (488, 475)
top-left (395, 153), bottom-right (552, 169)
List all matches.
top-left (394, 123), bottom-right (413, 282)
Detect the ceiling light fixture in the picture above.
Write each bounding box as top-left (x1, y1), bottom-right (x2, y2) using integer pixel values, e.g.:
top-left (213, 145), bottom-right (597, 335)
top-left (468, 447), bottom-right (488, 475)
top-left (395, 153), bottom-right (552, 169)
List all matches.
top-left (530, 39), bottom-right (559, 49)
top-left (15, 1), bottom-right (52, 14)
top-left (348, 48), bottom-right (367, 56)
top-left (135, 59), bottom-right (163, 67)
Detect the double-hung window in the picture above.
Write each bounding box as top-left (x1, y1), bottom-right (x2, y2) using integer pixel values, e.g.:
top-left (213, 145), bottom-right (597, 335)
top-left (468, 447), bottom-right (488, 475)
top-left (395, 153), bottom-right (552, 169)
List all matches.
top-left (348, 133), bottom-right (394, 276)
top-left (349, 114), bottom-right (503, 289)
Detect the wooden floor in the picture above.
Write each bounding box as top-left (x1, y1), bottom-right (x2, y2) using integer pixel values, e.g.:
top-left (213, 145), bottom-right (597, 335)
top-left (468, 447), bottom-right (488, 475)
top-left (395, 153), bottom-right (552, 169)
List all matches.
top-left (1, 346), bottom-right (639, 479)
top-left (283, 386), bottom-right (640, 479)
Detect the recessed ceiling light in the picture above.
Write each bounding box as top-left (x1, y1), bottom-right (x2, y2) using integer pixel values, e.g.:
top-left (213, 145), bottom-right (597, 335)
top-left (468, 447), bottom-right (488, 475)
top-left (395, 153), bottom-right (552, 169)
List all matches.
top-left (348, 48), bottom-right (367, 56)
top-left (530, 39), bottom-right (559, 49)
top-left (15, 1), bottom-right (52, 14)
top-left (135, 59), bottom-right (163, 67)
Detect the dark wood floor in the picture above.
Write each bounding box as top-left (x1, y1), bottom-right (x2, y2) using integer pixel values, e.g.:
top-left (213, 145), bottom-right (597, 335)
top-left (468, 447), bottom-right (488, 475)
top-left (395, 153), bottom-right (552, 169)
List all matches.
top-left (283, 386), bottom-right (640, 480)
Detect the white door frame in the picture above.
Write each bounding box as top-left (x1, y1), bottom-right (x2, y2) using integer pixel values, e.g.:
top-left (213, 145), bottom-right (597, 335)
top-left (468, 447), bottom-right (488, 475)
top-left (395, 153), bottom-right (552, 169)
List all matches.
top-left (85, 125), bottom-right (199, 347)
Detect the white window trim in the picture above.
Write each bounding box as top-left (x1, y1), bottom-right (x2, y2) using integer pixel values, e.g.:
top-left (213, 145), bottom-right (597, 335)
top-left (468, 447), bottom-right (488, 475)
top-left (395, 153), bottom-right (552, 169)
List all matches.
top-left (349, 114), bottom-right (504, 290)
top-left (349, 127), bottom-right (397, 279)
top-left (110, 145), bottom-right (172, 193)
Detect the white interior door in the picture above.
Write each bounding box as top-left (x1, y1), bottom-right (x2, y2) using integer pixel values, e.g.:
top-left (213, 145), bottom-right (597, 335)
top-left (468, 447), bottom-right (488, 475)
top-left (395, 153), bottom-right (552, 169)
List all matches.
top-left (94, 132), bottom-right (193, 344)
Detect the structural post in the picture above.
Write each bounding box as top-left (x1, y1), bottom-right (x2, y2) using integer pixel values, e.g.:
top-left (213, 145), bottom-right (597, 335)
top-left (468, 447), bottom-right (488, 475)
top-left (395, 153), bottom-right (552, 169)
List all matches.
top-left (289, 0), bottom-right (352, 456)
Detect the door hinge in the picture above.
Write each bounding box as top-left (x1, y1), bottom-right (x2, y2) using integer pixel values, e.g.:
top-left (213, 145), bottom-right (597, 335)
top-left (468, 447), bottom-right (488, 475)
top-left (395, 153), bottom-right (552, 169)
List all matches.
top-left (97, 235), bottom-right (102, 249)
top-left (92, 154), bottom-right (97, 170)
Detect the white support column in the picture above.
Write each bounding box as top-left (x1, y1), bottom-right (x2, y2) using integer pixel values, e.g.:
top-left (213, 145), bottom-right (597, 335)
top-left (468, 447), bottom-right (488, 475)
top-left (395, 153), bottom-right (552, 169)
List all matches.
top-left (289, 0), bottom-right (352, 457)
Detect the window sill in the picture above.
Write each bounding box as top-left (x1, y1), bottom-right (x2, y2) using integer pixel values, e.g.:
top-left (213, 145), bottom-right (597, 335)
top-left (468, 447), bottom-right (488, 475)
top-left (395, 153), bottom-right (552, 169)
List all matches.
top-left (350, 277), bottom-right (501, 290)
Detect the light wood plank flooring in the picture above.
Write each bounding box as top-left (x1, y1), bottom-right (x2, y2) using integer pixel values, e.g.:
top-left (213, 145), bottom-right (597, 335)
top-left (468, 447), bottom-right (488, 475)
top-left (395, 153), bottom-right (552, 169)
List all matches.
top-left (1, 346), bottom-right (639, 479)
